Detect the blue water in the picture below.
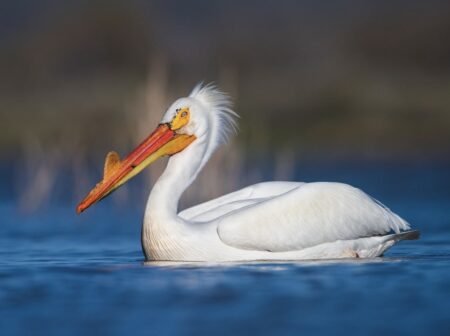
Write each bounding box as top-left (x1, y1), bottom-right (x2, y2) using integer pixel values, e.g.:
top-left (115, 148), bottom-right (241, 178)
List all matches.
top-left (1, 160), bottom-right (450, 335)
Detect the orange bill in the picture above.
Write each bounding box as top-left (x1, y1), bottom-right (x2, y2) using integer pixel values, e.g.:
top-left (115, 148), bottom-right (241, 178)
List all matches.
top-left (76, 123), bottom-right (196, 213)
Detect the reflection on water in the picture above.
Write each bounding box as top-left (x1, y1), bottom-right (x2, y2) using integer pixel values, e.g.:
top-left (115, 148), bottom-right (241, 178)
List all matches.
top-left (144, 257), bottom-right (391, 268)
top-left (1, 161), bottom-right (450, 336)
top-left (1, 239), bottom-right (449, 336)
top-left (1, 235), bottom-right (450, 336)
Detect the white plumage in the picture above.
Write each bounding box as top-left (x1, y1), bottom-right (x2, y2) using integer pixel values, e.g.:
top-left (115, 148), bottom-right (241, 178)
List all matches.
top-left (138, 83), bottom-right (418, 261)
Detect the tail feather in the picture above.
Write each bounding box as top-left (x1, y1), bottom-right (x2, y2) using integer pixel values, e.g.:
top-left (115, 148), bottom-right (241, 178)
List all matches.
top-left (390, 230), bottom-right (420, 242)
top-left (357, 230), bottom-right (420, 258)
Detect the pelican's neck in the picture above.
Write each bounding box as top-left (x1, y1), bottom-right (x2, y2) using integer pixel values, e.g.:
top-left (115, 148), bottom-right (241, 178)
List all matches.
top-left (145, 135), bottom-right (209, 223)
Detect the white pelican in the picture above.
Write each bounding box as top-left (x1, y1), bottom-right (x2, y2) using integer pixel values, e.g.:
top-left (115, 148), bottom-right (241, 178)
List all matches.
top-left (77, 83), bottom-right (419, 261)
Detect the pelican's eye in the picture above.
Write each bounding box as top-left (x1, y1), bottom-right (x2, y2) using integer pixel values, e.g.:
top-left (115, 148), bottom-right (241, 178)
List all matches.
top-left (170, 107), bottom-right (190, 130)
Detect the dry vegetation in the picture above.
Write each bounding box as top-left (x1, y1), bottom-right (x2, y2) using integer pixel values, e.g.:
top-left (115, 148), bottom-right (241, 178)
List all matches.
top-left (0, 1), bottom-right (449, 210)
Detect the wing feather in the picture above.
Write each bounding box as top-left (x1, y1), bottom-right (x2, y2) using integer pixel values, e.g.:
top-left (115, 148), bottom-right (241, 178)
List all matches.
top-left (216, 182), bottom-right (410, 252)
top-left (179, 182), bottom-right (303, 221)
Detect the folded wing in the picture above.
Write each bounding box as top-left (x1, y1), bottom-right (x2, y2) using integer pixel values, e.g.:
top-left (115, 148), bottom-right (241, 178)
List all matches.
top-left (216, 182), bottom-right (410, 252)
top-left (179, 181), bottom-right (304, 222)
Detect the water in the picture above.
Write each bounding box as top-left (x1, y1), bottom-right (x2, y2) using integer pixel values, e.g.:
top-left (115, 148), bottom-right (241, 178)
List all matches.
top-left (1, 160), bottom-right (450, 335)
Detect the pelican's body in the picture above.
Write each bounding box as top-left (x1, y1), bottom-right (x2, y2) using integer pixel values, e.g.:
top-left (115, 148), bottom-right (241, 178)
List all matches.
top-left (78, 84), bottom-right (418, 261)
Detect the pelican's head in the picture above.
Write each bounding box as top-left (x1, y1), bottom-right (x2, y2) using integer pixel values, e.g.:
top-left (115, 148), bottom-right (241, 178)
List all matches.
top-left (76, 83), bottom-right (237, 213)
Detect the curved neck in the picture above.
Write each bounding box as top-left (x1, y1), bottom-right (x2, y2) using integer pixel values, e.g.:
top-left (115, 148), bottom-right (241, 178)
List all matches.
top-left (145, 135), bottom-right (210, 222)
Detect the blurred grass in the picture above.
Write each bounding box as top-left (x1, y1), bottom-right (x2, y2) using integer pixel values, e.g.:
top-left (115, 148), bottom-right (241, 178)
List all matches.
top-left (0, 0), bottom-right (450, 211)
top-left (2, 71), bottom-right (449, 157)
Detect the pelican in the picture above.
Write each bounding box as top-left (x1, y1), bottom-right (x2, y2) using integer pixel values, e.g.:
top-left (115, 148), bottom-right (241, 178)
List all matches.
top-left (77, 83), bottom-right (419, 261)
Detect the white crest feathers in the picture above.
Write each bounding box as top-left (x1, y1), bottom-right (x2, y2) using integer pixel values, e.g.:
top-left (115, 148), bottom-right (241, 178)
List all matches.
top-left (190, 83), bottom-right (239, 145)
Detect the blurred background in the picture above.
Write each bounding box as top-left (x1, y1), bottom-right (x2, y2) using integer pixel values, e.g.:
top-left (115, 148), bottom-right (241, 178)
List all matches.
top-left (1, 2), bottom-right (450, 335)
top-left (0, 0), bottom-right (449, 214)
